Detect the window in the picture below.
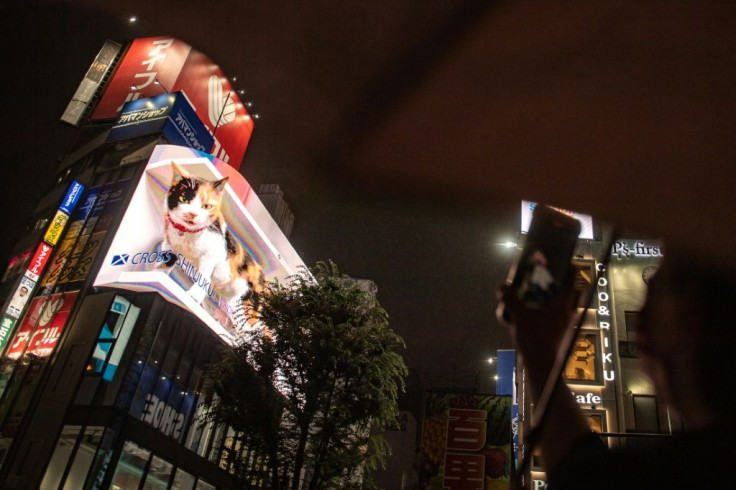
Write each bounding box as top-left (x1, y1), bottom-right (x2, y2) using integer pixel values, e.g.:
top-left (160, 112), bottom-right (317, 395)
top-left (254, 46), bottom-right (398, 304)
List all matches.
top-left (110, 440), bottom-right (150, 490)
top-left (142, 455), bottom-right (173, 489)
top-left (564, 330), bottom-right (602, 384)
top-left (75, 296), bottom-right (140, 406)
top-left (195, 479), bottom-right (216, 490)
top-left (109, 439), bottom-right (216, 490)
top-left (40, 425), bottom-right (104, 490)
top-left (171, 468), bottom-right (196, 490)
top-left (583, 409), bottom-right (607, 433)
top-left (633, 394), bottom-right (661, 433)
top-left (624, 311), bottom-right (640, 343)
top-left (88, 296), bottom-right (140, 381)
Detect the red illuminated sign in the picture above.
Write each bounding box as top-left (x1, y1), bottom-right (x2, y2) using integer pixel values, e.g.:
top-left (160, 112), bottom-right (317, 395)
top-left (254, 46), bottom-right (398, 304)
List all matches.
top-left (5, 291), bottom-right (79, 359)
top-left (419, 393), bottom-right (511, 489)
top-left (26, 243), bottom-right (53, 281)
top-left (91, 37), bottom-right (253, 168)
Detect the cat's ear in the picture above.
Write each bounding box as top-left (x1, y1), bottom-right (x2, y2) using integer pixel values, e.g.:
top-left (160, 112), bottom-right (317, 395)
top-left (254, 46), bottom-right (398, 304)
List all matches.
top-left (212, 177), bottom-right (229, 193)
top-left (170, 162), bottom-right (189, 183)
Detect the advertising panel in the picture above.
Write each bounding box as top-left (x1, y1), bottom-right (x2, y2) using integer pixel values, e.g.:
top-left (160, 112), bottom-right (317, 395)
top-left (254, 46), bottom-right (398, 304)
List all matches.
top-left (419, 392), bottom-right (511, 490)
top-left (1, 250), bottom-right (32, 284)
top-left (0, 181), bottom-right (84, 354)
top-left (495, 350), bottom-right (518, 469)
top-left (61, 40), bottom-right (122, 126)
top-left (4, 291), bottom-right (79, 359)
top-left (94, 145), bottom-right (305, 343)
top-left (521, 200), bottom-right (594, 240)
top-left (91, 37), bottom-right (253, 168)
top-left (107, 93), bottom-right (215, 153)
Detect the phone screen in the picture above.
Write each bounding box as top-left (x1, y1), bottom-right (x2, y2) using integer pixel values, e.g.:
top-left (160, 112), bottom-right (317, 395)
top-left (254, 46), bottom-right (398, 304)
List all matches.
top-left (511, 205), bottom-right (582, 308)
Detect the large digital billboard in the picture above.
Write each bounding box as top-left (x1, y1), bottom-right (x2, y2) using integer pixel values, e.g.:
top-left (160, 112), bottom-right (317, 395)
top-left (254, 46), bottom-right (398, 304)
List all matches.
top-left (91, 37), bottom-right (253, 168)
top-left (94, 145), bottom-right (305, 343)
top-left (61, 40), bottom-right (122, 126)
top-left (419, 393), bottom-right (511, 490)
top-left (521, 200), bottom-right (594, 240)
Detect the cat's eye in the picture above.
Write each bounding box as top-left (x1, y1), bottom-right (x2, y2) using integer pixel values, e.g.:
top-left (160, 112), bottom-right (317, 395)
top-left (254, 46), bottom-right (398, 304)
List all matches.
top-left (202, 204), bottom-right (213, 210)
top-left (179, 195), bottom-right (187, 202)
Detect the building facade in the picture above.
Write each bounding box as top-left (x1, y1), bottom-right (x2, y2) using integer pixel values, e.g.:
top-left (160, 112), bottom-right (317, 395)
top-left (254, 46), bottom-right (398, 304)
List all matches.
top-left (0, 37), bottom-right (304, 489)
top-left (513, 203), bottom-right (674, 488)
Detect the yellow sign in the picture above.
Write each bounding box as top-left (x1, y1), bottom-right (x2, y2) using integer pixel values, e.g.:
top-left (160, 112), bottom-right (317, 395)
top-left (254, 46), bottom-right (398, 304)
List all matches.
top-left (43, 210), bottom-right (70, 246)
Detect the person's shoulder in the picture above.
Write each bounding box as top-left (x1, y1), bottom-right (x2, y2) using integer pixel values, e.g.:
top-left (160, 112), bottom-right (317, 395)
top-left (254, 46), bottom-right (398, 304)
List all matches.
top-left (548, 429), bottom-right (734, 489)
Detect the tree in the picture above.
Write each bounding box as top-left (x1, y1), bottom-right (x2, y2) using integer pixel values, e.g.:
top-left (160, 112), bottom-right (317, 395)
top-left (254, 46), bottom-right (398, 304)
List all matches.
top-left (202, 261), bottom-right (408, 489)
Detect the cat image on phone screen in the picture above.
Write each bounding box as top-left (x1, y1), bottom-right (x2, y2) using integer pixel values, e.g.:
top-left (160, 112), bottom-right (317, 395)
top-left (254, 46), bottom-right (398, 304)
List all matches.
top-left (518, 249), bottom-right (556, 305)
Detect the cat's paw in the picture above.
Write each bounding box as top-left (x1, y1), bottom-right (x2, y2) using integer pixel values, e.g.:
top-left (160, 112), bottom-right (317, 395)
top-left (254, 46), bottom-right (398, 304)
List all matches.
top-left (188, 286), bottom-right (207, 303)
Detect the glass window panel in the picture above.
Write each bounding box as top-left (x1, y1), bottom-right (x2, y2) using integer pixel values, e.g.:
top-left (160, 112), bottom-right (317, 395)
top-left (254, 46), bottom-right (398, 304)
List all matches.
top-left (142, 455), bottom-right (173, 489)
top-left (129, 317), bottom-right (176, 419)
top-left (104, 297), bottom-right (140, 382)
top-left (185, 402), bottom-right (210, 455)
top-left (564, 331), bottom-right (601, 383)
top-left (61, 426), bottom-right (105, 490)
top-left (171, 468), bottom-right (196, 490)
top-left (208, 423), bottom-right (227, 464)
top-left (633, 395), bottom-right (661, 433)
top-left (195, 479), bottom-right (216, 490)
top-left (88, 340), bottom-right (115, 375)
top-left (110, 440), bottom-right (151, 490)
top-left (40, 425), bottom-right (81, 490)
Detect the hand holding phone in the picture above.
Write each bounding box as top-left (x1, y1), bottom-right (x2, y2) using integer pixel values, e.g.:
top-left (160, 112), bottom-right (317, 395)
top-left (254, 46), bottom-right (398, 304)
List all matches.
top-left (507, 204), bottom-right (582, 309)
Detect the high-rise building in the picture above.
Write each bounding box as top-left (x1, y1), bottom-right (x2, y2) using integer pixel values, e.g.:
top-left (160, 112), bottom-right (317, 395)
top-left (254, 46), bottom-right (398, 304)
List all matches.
top-left (0, 37), bottom-right (304, 489)
top-left (258, 184), bottom-right (295, 238)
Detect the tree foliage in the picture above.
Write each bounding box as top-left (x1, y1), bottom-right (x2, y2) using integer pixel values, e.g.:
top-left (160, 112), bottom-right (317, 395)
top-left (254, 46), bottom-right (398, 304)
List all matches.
top-left (202, 261), bottom-right (408, 489)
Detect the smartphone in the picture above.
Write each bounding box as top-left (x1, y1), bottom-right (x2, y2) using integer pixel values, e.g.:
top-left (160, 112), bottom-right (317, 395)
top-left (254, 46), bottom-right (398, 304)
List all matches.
top-left (508, 204), bottom-right (582, 309)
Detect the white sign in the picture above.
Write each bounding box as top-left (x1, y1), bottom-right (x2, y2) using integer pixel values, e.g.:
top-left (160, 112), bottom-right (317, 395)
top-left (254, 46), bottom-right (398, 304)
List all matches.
top-left (611, 241), bottom-right (663, 260)
top-left (521, 201), bottom-right (594, 240)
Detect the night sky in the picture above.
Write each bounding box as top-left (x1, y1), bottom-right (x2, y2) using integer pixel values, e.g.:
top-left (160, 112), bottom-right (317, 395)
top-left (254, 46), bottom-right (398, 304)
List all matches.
top-left (8, 2), bottom-right (733, 404)
top-left (0, 2), bottom-right (519, 398)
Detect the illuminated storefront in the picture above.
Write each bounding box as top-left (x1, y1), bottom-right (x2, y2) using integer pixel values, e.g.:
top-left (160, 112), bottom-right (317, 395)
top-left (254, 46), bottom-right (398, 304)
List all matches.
top-left (513, 203), bottom-right (671, 488)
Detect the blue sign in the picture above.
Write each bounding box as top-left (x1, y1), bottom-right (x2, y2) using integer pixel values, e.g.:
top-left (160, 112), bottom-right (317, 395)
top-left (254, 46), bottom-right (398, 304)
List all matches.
top-left (59, 180), bottom-right (85, 215)
top-left (496, 349), bottom-right (516, 396)
top-left (496, 349), bottom-right (518, 468)
top-left (107, 92), bottom-right (214, 153)
top-left (128, 361), bottom-right (197, 442)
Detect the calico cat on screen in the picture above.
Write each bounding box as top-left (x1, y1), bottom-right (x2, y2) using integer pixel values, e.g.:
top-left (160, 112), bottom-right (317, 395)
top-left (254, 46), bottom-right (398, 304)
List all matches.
top-left (161, 162), bottom-right (264, 311)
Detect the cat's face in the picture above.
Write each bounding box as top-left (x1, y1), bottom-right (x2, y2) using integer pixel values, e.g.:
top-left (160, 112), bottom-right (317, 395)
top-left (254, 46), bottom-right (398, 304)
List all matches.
top-left (167, 163), bottom-right (228, 230)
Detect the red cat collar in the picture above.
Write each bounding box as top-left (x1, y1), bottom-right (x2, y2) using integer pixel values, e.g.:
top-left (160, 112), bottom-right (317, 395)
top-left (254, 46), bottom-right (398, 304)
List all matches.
top-left (167, 212), bottom-right (207, 233)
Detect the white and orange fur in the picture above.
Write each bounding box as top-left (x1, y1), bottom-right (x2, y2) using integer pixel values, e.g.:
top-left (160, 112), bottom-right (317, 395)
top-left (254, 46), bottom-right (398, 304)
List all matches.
top-left (160, 162), bottom-right (264, 312)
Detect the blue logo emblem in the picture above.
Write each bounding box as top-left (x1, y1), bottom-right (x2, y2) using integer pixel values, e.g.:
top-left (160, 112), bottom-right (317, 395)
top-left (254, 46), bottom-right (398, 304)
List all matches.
top-left (111, 254), bottom-right (129, 266)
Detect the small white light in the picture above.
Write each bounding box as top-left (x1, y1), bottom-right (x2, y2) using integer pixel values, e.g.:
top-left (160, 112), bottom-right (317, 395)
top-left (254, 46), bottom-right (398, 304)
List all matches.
top-left (504, 241), bottom-right (517, 248)
top-left (232, 76), bottom-right (237, 81)
top-left (254, 114), bottom-right (260, 119)
top-left (493, 375), bottom-right (499, 380)
top-left (129, 16), bottom-right (137, 23)
top-left (487, 357), bottom-right (495, 364)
